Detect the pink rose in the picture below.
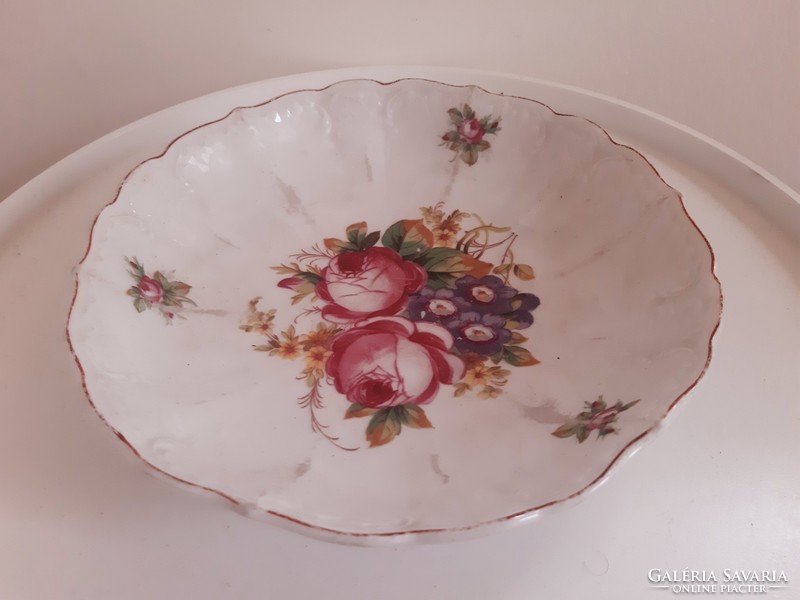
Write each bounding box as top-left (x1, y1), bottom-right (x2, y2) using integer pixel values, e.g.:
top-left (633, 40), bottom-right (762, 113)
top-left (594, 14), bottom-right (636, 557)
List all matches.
top-left (316, 247), bottom-right (427, 322)
top-left (326, 316), bottom-right (465, 408)
top-left (137, 275), bottom-right (164, 304)
top-left (458, 118), bottom-right (485, 144)
top-left (586, 408), bottom-right (618, 431)
top-left (277, 276), bottom-right (304, 289)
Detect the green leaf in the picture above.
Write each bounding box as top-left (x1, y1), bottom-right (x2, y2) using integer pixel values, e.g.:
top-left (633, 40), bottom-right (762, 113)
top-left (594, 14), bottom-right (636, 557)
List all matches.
top-left (424, 272), bottom-right (456, 290)
top-left (366, 408), bottom-right (402, 447)
top-left (403, 405), bottom-right (433, 429)
top-left (447, 108), bottom-right (463, 126)
top-left (126, 287), bottom-right (140, 298)
top-left (621, 399), bottom-right (641, 411)
top-left (298, 271), bottom-right (322, 285)
top-left (345, 403), bottom-right (377, 419)
top-left (171, 282), bottom-right (192, 296)
top-left (392, 405), bottom-right (409, 425)
top-left (381, 219), bottom-right (434, 258)
top-left (489, 351), bottom-right (503, 365)
top-left (501, 345), bottom-right (540, 367)
top-left (415, 247), bottom-right (492, 278)
top-left (461, 146), bottom-right (479, 166)
top-left (361, 231), bottom-right (381, 250)
top-left (153, 271), bottom-right (169, 287)
top-left (126, 257), bottom-right (145, 278)
top-left (133, 297), bottom-right (147, 313)
top-left (485, 118), bottom-right (501, 134)
top-left (551, 424), bottom-right (578, 438)
top-left (462, 104), bottom-right (475, 120)
top-left (509, 331), bottom-right (528, 344)
top-left (492, 263), bottom-right (512, 276)
top-left (473, 140), bottom-right (490, 152)
top-left (575, 427), bottom-right (589, 443)
top-left (513, 264), bottom-right (535, 280)
top-left (323, 238), bottom-right (356, 254)
top-left (346, 222), bottom-right (368, 245)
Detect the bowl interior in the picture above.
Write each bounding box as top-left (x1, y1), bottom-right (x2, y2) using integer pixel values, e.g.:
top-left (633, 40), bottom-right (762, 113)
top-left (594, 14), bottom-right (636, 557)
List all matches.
top-left (68, 79), bottom-right (721, 539)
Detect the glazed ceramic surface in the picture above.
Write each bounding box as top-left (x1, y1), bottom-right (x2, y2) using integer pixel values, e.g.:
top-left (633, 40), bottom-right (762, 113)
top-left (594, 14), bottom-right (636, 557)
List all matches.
top-left (68, 78), bottom-right (721, 540)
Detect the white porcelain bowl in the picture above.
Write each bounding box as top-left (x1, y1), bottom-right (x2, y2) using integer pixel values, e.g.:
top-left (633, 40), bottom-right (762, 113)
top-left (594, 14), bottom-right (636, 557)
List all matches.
top-left (67, 78), bottom-right (721, 543)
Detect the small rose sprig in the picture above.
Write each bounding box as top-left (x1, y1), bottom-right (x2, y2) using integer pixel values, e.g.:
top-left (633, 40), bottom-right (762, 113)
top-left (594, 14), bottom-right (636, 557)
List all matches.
top-left (441, 104), bottom-right (501, 166)
top-left (551, 396), bottom-right (641, 443)
top-left (125, 257), bottom-right (196, 322)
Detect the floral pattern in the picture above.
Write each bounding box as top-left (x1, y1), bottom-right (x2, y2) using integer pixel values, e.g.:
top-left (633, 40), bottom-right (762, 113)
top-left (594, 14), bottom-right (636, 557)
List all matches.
top-left (126, 257), bottom-right (196, 322)
top-left (551, 396), bottom-right (641, 443)
top-left (241, 205), bottom-right (541, 448)
top-left (441, 104), bottom-right (501, 166)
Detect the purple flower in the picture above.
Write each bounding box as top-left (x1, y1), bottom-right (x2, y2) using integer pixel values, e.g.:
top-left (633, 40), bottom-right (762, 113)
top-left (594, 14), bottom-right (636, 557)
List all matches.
top-left (453, 275), bottom-right (540, 329)
top-left (503, 292), bottom-right (541, 330)
top-left (446, 312), bottom-right (511, 356)
top-left (408, 287), bottom-right (469, 324)
top-left (408, 276), bottom-right (541, 335)
top-left (454, 275), bottom-right (517, 314)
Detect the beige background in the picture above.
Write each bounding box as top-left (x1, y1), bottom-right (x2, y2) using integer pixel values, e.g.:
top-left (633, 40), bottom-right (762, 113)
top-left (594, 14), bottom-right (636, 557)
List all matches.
top-left (1, 0), bottom-right (798, 201)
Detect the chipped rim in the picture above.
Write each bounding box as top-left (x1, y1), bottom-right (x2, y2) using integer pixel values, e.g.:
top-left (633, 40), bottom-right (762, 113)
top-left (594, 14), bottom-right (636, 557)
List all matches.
top-left (65, 76), bottom-right (723, 544)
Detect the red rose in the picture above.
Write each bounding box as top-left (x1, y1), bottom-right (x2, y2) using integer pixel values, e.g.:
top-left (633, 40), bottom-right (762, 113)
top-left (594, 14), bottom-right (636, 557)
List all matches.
top-left (137, 275), bottom-right (164, 304)
top-left (586, 408), bottom-right (618, 431)
top-left (326, 316), bottom-right (465, 408)
top-left (458, 118), bottom-right (485, 144)
top-left (316, 247), bottom-right (427, 323)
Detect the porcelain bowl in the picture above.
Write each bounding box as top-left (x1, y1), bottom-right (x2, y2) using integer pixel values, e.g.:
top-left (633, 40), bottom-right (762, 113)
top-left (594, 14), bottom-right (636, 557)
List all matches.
top-left (68, 78), bottom-right (721, 543)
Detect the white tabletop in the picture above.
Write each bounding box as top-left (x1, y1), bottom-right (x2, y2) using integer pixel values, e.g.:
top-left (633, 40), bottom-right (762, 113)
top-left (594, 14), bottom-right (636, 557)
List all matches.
top-left (1, 5), bottom-right (799, 600)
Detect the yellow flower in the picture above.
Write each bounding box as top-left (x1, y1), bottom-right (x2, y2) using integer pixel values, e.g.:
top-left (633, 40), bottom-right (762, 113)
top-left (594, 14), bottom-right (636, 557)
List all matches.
top-left (432, 227), bottom-right (457, 248)
top-left (458, 354), bottom-right (509, 399)
top-left (464, 363), bottom-right (493, 387)
top-left (277, 339), bottom-right (301, 359)
top-left (304, 345), bottom-right (331, 373)
top-left (300, 323), bottom-right (339, 349)
top-left (274, 325), bottom-right (301, 359)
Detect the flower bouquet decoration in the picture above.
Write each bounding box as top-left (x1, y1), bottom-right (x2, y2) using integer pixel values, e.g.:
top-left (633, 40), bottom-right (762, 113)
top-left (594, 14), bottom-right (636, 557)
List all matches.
top-left (241, 203), bottom-right (541, 448)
